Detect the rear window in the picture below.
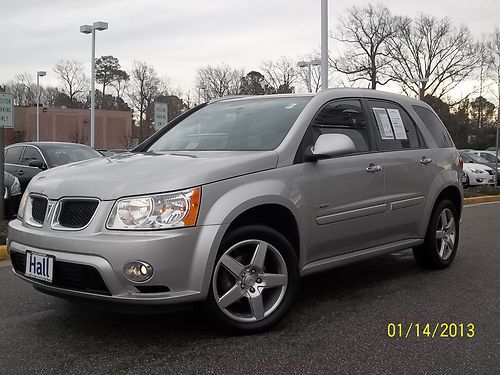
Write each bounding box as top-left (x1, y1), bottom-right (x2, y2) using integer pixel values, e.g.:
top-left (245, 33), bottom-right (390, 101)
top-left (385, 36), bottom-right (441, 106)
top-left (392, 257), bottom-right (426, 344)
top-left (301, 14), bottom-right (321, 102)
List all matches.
top-left (413, 106), bottom-right (454, 148)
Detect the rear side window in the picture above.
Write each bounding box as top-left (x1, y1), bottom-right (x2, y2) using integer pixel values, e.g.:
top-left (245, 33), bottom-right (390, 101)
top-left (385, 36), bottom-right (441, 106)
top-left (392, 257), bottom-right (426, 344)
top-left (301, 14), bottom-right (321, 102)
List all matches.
top-left (310, 99), bottom-right (372, 153)
top-left (413, 105), bottom-right (454, 148)
top-left (5, 146), bottom-right (24, 164)
top-left (368, 100), bottom-right (421, 151)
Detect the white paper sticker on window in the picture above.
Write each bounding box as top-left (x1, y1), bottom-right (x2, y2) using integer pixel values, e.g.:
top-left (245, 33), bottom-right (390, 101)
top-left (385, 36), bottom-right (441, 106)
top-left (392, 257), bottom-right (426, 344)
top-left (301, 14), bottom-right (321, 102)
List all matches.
top-left (386, 109), bottom-right (407, 140)
top-left (372, 108), bottom-right (394, 139)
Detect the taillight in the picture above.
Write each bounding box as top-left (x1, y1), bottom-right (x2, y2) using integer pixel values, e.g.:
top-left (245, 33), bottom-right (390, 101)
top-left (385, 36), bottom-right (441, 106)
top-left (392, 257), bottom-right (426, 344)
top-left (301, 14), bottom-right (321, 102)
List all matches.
top-left (458, 155), bottom-right (464, 170)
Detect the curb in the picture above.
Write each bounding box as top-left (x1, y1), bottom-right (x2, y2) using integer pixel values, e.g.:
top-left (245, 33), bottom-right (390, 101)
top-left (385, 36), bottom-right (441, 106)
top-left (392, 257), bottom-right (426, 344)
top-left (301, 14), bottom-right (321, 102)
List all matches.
top-left (464, 195), bottom-right (500, 205)
top-left (0, 245), bottom-right (8, 261)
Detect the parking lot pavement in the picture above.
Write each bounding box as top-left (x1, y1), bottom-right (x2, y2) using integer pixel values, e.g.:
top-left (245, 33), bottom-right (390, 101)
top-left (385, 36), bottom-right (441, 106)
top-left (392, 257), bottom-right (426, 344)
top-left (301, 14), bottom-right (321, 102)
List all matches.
top-left (0, 203), bottom-right (499, 375)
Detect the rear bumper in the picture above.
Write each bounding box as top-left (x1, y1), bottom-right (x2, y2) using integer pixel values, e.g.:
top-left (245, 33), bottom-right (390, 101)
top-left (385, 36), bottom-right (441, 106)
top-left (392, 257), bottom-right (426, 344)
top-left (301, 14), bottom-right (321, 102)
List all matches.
top-left (8, 218), bottom-right (226, 305)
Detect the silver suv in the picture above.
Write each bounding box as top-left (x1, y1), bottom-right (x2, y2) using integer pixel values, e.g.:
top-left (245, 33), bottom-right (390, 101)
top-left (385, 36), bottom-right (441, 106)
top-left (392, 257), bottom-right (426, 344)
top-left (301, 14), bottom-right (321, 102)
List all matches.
top-left (8, 89), bottom-right (463, 333)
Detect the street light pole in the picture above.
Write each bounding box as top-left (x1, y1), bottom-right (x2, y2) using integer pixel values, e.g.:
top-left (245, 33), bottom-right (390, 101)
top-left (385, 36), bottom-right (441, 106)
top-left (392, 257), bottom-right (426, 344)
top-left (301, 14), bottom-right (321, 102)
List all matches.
top-left (298, 59), bottom-right (321, 93)
top-left (36, 71), bottom-right (46, 142)
top-left (80, 21), bottom-right (108, 149)
top-left (321, 0), bottom-right (329, 90)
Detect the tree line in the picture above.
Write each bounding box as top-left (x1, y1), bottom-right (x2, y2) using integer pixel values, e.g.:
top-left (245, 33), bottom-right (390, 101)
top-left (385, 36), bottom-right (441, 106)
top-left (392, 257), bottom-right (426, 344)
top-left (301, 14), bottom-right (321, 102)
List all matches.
top-left (1, 2), bottom-right (499, 146)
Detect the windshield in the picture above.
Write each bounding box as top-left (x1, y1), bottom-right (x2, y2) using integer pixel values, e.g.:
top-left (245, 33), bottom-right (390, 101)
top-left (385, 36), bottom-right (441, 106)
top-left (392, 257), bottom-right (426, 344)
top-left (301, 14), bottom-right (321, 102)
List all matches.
top-left (44, 144), bottom-right (102, 167)
top-left (148, 97), bottom-right (311, 152)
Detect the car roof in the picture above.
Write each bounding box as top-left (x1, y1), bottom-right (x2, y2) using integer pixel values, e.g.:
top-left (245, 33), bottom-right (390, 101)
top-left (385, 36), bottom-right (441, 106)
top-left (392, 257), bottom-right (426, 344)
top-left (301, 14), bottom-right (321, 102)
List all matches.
top-left (213, 88), bottom-right (425, 107)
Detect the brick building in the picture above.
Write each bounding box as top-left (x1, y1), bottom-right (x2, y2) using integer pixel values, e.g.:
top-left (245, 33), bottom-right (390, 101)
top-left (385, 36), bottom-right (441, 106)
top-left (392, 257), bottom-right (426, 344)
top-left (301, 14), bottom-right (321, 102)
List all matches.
top-left (4, 107), bottom-right (134, 149)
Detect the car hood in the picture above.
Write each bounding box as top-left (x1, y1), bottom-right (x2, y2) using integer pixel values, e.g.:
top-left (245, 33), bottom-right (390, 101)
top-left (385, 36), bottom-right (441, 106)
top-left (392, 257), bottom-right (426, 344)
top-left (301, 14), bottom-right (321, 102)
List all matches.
top-left (463, 162), bottom-right (493, 172)
top-left (28, 151), bottom-right (279, 200)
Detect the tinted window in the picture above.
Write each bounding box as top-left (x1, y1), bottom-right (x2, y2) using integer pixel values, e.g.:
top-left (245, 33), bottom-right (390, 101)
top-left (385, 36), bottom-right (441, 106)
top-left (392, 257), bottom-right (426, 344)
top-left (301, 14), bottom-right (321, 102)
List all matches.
top-left (413, 105), bottom-right (454, 148)
top-left (311, 99), bottom-right (371, 152)
top-left (148, 97), bottom-right (311, 152)
top-left (369, 100), bottom-right (421, 151)
top-left (43, 145), bottom-right (102, 167)
top-left (479, 152), bottom-right (499, 163)
top-left (5, 146), bottom-right (24, 164)
top-left (21, 147), bottom-right (43, 166)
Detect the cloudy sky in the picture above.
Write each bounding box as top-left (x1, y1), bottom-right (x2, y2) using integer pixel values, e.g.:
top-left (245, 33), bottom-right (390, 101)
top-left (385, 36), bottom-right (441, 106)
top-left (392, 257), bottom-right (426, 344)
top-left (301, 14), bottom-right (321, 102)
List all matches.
top-left (2, 0), bottom-right (499, 95)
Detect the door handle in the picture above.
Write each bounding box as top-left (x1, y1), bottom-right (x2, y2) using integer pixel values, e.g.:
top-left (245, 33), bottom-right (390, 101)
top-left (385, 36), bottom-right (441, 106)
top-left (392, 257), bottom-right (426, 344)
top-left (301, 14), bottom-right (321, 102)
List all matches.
top-left (420, 156), bottom-right (432, 165)
top-left (366, 163), bottom-right (382, 173)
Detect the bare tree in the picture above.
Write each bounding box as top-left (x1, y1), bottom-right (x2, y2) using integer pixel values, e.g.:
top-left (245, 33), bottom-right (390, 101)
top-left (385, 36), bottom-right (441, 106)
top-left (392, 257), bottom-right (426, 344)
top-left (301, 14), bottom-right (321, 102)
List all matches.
top-left (260, 57), bottom-right (298, 93)
top-left (332, 4), bottom-right (403, 89)
top-left (4, 73), bottom-right (37, 106)
top-left (53, 60), bottom-right (88, 106)
top-left (128, 61), bottom-right (169, 140)
top-left (386, 14), bottom-right (479, 99)
top-left (195, 64), bottom-right (243, 101)
top-left (489, 28), bottom-right (500, 124)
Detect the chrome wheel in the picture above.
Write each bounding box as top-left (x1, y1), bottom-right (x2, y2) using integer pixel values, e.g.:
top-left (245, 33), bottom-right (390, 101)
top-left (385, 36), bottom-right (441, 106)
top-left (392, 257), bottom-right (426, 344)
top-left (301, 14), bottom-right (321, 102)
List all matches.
top-left (435, 208), bottom-right (456, 261)
top-left (212, 239), bottom-right (288, 323)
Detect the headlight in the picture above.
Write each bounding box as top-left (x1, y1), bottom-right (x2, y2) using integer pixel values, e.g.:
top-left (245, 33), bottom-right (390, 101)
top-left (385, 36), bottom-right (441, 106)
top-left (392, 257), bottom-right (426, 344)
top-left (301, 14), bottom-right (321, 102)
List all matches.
top-left (470, 169), bottom-right (484, 174)
top-left (11, 177), bottom-right (21, 196)
top-left (106, 187), bottom-right (201, 230)
top-left (17, 191), bottom-right (29, 219)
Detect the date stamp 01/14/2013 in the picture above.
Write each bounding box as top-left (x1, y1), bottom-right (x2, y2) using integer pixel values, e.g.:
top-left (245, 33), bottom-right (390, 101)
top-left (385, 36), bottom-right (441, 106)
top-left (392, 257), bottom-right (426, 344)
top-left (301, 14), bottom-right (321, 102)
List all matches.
top-left (387, 323), bottom-right (475, 338)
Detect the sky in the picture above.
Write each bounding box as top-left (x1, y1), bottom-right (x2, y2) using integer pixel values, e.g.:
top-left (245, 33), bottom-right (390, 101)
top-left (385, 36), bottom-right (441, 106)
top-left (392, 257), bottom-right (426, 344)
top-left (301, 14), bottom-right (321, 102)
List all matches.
top-left (1, 0), bottom-right (499, 97)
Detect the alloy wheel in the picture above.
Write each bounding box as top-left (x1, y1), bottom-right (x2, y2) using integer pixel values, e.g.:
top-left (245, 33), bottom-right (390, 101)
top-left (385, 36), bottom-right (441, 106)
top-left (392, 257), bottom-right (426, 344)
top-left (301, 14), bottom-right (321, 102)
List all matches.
top-left (212, 239), bottom-right (288, 322)
top-left (435, 208), bottom-right (456, 261)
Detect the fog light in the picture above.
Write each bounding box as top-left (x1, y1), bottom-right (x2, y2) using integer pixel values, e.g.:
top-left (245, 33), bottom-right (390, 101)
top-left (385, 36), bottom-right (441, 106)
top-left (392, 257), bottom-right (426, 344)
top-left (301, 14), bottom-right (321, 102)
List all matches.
top-left (124, 261), bottom-right (153, 282)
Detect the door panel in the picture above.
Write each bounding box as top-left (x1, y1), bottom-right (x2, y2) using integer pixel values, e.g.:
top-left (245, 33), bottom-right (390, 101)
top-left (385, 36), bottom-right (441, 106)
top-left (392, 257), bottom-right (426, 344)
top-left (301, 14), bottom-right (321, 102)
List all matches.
top-left (307, 153), bottom-right (386, 262)
top-left (381, 150), bottom-right (431, 241)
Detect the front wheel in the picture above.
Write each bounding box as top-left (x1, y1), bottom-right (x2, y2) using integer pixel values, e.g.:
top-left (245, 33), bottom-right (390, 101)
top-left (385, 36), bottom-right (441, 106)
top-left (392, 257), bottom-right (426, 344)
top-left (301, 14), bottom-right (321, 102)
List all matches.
top-left (413, 199), bottom-right (459, 269)
top-left (204, 225), bottom-right (299, 333)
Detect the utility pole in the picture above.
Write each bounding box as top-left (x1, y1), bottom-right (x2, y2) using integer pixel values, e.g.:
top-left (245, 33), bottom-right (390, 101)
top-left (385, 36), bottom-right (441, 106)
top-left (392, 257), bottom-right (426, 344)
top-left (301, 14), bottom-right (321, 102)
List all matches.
top-left (321, 0), bottom-right (329, 90)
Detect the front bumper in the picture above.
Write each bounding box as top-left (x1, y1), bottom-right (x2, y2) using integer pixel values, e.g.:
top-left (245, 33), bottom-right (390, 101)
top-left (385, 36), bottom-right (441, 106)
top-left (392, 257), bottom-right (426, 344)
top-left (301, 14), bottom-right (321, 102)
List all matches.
top-left (8, 218), bottom-right (226, 305)
top-left (466, 171), bottom-right (495, 186)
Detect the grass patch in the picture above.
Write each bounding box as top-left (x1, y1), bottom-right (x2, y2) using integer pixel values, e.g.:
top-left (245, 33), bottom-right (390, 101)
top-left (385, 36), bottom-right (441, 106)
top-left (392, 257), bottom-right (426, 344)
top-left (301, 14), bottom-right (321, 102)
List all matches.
top-left (464, 185), bottom-right (500, 198)
top-left (0, 220), bottom-right (8, 245)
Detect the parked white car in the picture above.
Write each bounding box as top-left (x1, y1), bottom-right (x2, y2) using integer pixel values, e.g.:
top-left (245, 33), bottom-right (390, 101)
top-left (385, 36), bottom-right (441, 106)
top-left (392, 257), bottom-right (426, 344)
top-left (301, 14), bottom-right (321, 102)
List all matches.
top-left (461, 161), bottom-right (495, 188)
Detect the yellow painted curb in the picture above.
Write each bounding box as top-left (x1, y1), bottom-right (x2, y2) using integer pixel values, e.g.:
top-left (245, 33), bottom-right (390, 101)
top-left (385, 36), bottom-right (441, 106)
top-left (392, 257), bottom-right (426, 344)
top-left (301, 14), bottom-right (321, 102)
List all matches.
top-left (0, 245), bottom-right (8, 261)
top-left (464, 195), bottom-right (500, 205)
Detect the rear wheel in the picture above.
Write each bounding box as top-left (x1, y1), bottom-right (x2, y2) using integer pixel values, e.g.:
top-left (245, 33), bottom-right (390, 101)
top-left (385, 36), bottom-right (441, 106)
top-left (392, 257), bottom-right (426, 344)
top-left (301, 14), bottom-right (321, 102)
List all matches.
top-left (413, 199), bottom-right (459, 269)
top-left (204, 225), bottom-right (298, 333)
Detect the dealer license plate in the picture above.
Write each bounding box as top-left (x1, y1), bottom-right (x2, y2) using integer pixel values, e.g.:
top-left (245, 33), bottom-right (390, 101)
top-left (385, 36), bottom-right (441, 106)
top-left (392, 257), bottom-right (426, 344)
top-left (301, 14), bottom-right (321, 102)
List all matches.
top-left (25, 251), bottom-right (54, 283)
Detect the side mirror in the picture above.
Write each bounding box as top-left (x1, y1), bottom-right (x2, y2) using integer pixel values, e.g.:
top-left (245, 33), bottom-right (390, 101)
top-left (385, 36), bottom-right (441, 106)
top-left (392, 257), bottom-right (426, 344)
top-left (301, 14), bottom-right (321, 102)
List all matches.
top-left (306, 134), bottom-right (356, 161)
top-left (28, 160), bottom-right (46, 170)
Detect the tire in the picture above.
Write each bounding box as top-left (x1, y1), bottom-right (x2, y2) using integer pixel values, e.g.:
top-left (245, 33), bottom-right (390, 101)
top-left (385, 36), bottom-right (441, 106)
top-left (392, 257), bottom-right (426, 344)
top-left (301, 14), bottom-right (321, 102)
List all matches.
top-left (204, 225), bottom-right (299, 334)
top-left (413, 199), bottom-right (459, 269)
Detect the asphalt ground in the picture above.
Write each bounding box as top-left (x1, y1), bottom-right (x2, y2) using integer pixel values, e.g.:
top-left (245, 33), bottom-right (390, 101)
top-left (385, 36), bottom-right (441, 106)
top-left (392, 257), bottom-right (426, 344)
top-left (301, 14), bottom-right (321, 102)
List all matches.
top-left (0, 203), bottom-right (499, 374)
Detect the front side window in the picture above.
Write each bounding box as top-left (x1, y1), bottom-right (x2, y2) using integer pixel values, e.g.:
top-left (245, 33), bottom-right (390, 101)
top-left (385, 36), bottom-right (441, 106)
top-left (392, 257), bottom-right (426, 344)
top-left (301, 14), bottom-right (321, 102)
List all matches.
top-left (369, 100), bottom-right (422, 151)
top-left (148, 97), bottom-right (311, 152)
top-left (21, 147), bottom-right (43, 166)
top-left (310, 99), bottom-right (371, 153)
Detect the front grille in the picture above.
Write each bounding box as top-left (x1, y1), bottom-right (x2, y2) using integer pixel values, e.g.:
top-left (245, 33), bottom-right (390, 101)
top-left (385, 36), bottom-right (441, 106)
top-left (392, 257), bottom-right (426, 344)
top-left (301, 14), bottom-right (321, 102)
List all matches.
top-left (57, 200), bottom-right (99, 229)
top-left (31, 197), bottom-right (48, 224)
top-left (10, 251), bottom-right (110, 296)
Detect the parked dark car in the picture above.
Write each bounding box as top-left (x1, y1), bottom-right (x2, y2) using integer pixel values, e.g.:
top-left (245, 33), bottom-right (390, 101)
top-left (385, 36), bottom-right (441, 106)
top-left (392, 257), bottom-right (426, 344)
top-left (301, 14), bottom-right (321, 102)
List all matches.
top-left (4, 171), bottom-right (21, 218)
top-left (4, 142), bottom-right (103, 193)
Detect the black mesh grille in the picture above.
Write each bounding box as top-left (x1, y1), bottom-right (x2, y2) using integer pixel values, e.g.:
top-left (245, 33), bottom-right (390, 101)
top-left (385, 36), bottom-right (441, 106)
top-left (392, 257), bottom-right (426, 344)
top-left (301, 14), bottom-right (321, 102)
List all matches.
top-left (31, 197), bottom-right (48, 224)
top-left (58, 200), bottom-right (99, 228)
top-left (10, 251), bottom-right (110, 296)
